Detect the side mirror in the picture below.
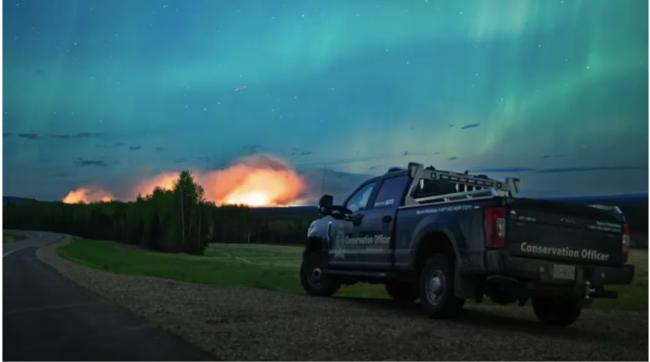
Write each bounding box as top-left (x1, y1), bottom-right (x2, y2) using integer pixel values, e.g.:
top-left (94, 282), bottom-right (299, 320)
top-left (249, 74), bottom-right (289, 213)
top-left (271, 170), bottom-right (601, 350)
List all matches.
top-left (318, 194), bottom-right (334, 214)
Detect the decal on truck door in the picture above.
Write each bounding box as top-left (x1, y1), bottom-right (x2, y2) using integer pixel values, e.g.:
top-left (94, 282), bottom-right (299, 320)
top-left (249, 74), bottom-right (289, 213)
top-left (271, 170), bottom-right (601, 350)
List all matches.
top-left (331, 229), bottom-right (391, 259)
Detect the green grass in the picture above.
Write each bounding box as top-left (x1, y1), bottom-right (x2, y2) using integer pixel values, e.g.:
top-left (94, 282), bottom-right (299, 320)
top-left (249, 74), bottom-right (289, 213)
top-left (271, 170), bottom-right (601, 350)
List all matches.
top-left (58, 238), bottom-right (647, 310)
top-left (3, 231), bottom-right (26, 243)
top-left (592, 249), bottom-right (647, 311)
top-left (58, 238), bottom-right (387, 298)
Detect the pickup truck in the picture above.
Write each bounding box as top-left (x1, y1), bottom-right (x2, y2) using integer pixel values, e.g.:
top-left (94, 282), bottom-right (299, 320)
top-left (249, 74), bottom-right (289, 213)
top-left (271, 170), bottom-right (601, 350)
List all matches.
top-left (300, 163), bottom-right (634, 326)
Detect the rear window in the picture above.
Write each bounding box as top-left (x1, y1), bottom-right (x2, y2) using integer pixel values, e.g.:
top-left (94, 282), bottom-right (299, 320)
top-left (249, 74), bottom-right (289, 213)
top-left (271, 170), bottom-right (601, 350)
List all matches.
top-left (413, 179), bottom-right (458, 198)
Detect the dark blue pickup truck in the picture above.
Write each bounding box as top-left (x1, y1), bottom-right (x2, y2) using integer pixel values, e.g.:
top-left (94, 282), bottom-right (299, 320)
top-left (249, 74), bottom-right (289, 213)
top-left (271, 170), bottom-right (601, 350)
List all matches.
top-left (300, 163), bottom-right (634, 326)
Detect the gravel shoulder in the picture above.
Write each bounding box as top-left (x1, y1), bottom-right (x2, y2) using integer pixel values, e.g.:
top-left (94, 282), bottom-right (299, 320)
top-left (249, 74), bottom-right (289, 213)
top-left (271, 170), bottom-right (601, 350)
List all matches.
top-left (38, 240), bottom-right (648, 361)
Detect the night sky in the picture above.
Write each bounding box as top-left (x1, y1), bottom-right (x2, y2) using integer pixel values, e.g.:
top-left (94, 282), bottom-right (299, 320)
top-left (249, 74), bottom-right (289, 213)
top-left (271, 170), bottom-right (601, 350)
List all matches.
top-left (4, 0), bottom-right (648, 202)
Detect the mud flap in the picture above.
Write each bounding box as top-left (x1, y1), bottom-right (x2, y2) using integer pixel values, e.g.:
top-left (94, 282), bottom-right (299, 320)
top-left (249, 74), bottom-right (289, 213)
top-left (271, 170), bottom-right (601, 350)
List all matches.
top-left (454, 263), bottom-right (477, 299)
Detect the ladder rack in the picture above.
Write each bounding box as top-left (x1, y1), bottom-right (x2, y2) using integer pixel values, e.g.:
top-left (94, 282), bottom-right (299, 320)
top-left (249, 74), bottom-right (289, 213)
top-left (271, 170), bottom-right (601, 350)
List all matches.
top-left (403, 162), bottom-right (520, 207)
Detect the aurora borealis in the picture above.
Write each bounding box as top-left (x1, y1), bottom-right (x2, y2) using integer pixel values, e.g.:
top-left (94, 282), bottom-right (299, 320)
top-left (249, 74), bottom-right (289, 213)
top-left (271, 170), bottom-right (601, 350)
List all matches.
top-left (3, 0), bottom-right (648, 202)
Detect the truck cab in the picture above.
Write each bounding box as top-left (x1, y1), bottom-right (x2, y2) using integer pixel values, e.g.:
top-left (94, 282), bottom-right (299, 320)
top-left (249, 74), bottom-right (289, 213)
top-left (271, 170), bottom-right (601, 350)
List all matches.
top-left (300, 163), bottom-right (634, 326)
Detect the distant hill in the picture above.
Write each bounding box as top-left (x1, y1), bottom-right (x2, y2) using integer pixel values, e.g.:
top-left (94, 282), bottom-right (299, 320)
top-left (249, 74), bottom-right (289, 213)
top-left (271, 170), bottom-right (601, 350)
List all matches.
top-left (545, 193), bottom-right (648, 205)
top-left (250, 206), bottom-right (318, 216)
top-left (3, 196), bottom-right (38, 205)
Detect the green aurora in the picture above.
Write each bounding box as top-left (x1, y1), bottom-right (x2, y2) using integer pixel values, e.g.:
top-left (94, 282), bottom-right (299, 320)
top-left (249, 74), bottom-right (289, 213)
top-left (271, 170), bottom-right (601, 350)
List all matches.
top-left (3, 0), bottom-right (648, 200)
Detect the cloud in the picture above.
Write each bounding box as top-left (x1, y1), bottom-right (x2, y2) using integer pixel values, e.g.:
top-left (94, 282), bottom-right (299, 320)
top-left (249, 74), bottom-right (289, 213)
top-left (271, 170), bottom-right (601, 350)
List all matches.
top-left (542, 154), bottom-right (567, 159)
top-left (469, 165), bottom-right (642, 174)
top-left (448, 156), bottom-right (458, 161)
top-left (472, 167), bottom-right (534, 173)
top-left (242, 144), bottom-right (261, 152)
top-left (129, 145), bottom-right (141, 151)
top-left (3, 132), bottom-right (10, 137)
top-left (536, 166), bottom-right (643, 174)
top-left (301, 167), bottom-right (371, 203)
top-left (17, 133), bottom-right (39, 140)
top-left (295, 154), bottom-right (399, 167)
top-left (75, 159), bottom-right (109, 167)
top-left (290, 147), bottom-right (313, 157)
top-left (50, 132), bottom-right (105, 139)
top-left (460, 123), bottom-right (480, 130)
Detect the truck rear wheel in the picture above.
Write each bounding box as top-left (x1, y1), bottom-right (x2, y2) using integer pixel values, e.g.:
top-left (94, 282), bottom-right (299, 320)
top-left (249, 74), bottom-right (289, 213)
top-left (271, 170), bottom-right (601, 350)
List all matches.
top-left (418, 254), bottom-right (465, 318)
top-left (300, 251), bottom-right (340, 297)
top-left (385, 281), bottom-right (418, 302)
top-left (532, 297), bottom-right (582, 326)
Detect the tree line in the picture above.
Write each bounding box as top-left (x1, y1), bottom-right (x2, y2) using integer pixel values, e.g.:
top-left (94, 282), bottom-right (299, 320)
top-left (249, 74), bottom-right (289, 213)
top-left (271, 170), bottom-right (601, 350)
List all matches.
top-left (3, 171), bottom-right (316, 255)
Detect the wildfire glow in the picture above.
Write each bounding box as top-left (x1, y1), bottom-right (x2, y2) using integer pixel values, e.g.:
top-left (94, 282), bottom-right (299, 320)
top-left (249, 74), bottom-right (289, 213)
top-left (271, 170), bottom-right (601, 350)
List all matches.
top-left (62, 187), bottom-right (114, 204)
top-left (226, 191), bottom-right (270, 207)
top-left (66, 154), bottom-right (307, 207)
top-left (199, 155), bottom-right (305, 206)
top-left (132, 172), bottom-right (178, 197)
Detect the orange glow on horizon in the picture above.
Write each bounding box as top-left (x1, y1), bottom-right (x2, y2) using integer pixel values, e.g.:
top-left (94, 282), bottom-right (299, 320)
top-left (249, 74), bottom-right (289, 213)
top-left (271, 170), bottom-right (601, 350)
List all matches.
top-left (132, 172), bottom-right (178, 198)
top-left (199, 160), bottom-right (305, 206)
top-left (65, 154), bottom-right (307, 207)
top-left (94, 155), bottom-right (306, 207)
top-left (62, 187), bottom-right (114, 204)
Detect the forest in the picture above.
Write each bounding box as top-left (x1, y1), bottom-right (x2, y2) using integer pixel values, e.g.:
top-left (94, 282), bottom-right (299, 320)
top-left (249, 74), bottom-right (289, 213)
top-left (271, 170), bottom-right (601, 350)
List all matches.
top-left (3, 171), bottom-right (316, 255)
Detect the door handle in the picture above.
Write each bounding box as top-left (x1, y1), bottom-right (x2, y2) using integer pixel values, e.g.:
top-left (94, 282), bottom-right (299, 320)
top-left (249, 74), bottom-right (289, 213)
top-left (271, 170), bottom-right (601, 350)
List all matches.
top-left (350, 214), bottom-right (364, 226)
top-left (382, 215), bottom-right (392, 223)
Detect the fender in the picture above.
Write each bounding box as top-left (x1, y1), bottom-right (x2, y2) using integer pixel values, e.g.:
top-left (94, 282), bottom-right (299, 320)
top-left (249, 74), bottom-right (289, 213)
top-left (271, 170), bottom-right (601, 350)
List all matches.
top-left (408, 221), bottom-right (464, 271)
top-left (305, 216), bottom-right (334, 255)
top-left (409, 222), bottom-right (478, 299)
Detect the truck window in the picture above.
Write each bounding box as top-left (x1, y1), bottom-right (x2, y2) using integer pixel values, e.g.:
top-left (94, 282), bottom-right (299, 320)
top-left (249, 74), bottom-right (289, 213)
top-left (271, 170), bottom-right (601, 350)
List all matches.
top-left (373, 175), bottom-right (408, 209)
top-left (413, 179), bottom-right (458, 198)
top-left (345, 182), bottom-right (376, 213)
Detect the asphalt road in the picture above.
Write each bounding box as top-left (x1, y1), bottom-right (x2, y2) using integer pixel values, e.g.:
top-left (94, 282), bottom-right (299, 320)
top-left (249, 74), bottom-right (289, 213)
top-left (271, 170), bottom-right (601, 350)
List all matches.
top-left (3, 231), bottom-right (212, 361)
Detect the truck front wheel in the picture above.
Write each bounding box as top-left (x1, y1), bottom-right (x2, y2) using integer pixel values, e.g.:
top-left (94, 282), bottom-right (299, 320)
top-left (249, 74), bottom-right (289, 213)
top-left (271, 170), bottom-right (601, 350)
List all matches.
top-left (532, 296), bottom-right (582, 326)
top-left (300, 251), bottom-right (340, 297)
top-left (418, 254), bottom-right (465, 318)
top-left (385, 281), bottom-right (418, 302)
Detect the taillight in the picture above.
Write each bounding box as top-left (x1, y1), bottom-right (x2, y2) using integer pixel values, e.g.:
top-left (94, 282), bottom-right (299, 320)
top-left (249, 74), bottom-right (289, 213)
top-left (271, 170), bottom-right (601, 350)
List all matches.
top-left (484, 207), bottom-right (507, 249)
top-left (622, 224), bottom-right (630, 263)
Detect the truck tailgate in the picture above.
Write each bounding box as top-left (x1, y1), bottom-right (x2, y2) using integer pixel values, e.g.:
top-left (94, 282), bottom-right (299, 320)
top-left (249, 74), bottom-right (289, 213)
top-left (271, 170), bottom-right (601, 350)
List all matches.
top-left (506, 198), bottom-right (624, 266)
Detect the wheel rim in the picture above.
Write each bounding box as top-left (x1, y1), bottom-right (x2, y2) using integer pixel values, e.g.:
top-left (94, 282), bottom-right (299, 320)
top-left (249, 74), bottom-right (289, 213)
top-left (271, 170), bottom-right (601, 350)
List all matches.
top-left (311, 267), bottom-right (322, 280)
top-left (307, 265), bottom-right (323, 287)
top-left (425, 271), bottom-right (444, 305)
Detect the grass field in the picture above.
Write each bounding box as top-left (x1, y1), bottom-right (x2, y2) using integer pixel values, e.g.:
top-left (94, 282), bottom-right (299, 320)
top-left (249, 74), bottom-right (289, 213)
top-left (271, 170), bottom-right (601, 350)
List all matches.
top-left (3, 231), bottom-right (26, 243)
top-left (593, 249), bottom-right (648, 311)
top-left (58, 238), bottom-right (647, 310)
top-left (58, 238), bottom-right (387, 298)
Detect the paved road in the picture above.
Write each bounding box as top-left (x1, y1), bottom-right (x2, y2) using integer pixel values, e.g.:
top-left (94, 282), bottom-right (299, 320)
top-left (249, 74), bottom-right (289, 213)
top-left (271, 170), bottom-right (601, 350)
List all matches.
top-left (3, 231), bottom-right (212, 361)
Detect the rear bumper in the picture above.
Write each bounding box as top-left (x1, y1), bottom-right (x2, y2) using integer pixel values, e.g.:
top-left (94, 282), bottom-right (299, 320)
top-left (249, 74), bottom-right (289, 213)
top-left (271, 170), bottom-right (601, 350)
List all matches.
top-left (486, 251), bottom-right (635, 288)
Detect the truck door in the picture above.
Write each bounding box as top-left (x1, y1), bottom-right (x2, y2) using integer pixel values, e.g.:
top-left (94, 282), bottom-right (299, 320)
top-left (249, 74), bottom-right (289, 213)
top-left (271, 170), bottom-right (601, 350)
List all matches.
top-left (328, 180), bottom-right (377, 267)
top-left (349, 175), bottom-right (409, 269)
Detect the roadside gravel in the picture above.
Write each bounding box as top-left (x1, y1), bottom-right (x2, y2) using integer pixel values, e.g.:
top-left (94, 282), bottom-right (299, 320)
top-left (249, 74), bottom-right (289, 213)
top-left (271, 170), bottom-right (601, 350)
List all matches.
top-left (38, 240), bottom-right (648, 361)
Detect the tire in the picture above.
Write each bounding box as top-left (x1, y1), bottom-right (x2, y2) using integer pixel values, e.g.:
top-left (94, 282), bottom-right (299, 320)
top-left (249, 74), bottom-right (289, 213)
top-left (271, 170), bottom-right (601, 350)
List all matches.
top-left (418, 254), bottom-right (465, 318)
top-left (300, 251), bottom-right (340, 297)
top-left (532, 297), bottom-right (582, 327)
top-left (385, 281), bottom-right (418, 302)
